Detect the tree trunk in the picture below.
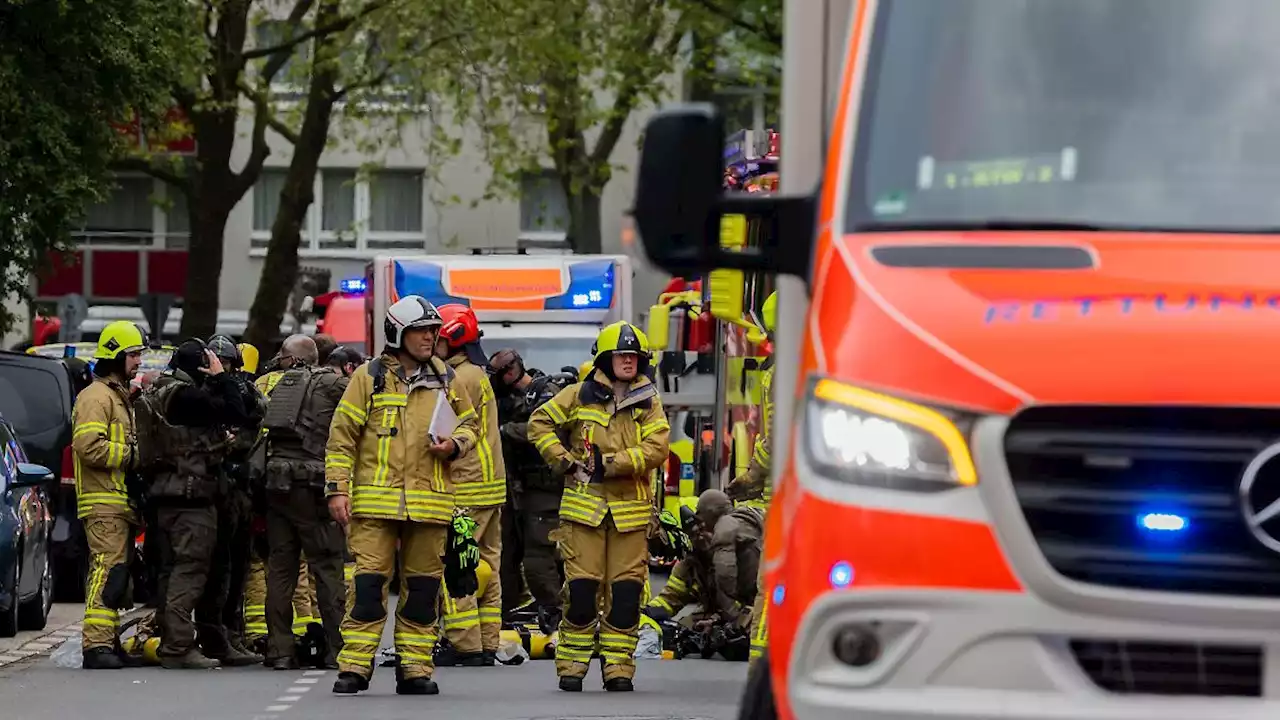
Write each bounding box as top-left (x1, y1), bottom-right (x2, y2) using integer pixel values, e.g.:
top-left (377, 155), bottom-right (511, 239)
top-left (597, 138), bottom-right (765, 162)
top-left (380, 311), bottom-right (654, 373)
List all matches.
top-left (243, 19), bottom-right (341, 349)
top-left (178, 119), bottom-right (239, 339)
top-left (567, 189), bottom-right (603, 254)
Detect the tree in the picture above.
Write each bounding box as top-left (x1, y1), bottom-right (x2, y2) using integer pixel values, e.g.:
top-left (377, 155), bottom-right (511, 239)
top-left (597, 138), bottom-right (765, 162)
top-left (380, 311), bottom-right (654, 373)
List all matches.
top-left (241, 1), bottom-right (469, 348)
top-left (120, 0), bottom-right (400, 338)
top-left (449, 0), bottom-right (688, 254)
top-left (0, 0), bottom-right (193, 337)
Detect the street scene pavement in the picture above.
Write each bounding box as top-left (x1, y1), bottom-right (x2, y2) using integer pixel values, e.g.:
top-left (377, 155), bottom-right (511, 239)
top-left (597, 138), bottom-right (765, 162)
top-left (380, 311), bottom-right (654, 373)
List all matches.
top-left (1, 597), bottom-right (746, 720)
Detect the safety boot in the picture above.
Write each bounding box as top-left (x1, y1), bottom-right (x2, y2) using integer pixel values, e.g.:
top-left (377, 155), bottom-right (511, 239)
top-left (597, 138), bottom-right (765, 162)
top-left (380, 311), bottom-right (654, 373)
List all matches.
top-left (558, 675), bottom-right (584, 692)
top-left (332, 671), bottom-right (370, 694)
top-left (395, 666), bottom-right (439, 695)
top-left (160, 650), bottom-right (221, 669)
top-left (481, 650), bottom-right (497, 666)
top-left (603, 677), bottom-right (634, 692)
top-left (82, 647), bottom-right (124, 670)
top-left (212, 644), bottom-right (263, 667)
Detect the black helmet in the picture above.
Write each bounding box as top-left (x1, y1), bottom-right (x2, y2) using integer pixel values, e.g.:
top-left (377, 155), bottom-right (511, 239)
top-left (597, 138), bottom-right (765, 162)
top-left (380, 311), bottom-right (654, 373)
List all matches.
top-left (525, 372), bottom-right (576, 410)
top-left (679, 504), bottom-right (698, 534)
top-left (206, 334), bottom-right (241, 369)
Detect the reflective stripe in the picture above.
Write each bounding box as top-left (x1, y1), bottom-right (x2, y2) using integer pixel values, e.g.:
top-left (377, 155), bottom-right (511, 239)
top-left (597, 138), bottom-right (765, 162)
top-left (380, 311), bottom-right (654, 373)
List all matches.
top-left (454, 479), bottom-right (506, 507)
top-left (325, 452), bottom-right (354, 471)
top-left (608, 498), bottom-right (653, 532)
top-left (542, 401), bottom-right (568, 425)
top-left (404, 487), bottom-right (454, 523)
top-left (342, 630), bottom-right (382, 644)
top-left (573, 407), bottom-right (610, 426)
top-left (560, 488), bottom-right (608, 526)
top-left (533, 433), bottom-right (559, 452)
top-left (371, 392), bottom-right (407, 408)
top-left (337, 400), bottom-right (367, 424)
top-left (478, 607), bottom-right (502, 623)
top-left (750, 599), bottom-right (769, 659)
top-left (639, 419), bottom-right (669, 440)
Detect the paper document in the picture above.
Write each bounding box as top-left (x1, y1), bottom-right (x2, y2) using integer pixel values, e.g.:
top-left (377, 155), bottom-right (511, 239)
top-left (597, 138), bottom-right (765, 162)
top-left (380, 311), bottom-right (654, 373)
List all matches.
top-left (428, 391), bottom-right (459, 442)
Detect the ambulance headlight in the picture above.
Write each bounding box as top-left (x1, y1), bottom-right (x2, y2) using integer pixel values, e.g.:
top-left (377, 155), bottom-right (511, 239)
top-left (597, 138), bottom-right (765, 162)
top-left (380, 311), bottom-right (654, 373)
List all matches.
top-left (803, 378), bottom-right (977, 492)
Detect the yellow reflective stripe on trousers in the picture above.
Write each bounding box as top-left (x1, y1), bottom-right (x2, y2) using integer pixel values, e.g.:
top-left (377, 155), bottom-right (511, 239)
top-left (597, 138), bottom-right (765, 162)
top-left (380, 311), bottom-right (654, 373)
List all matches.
top-left (454, 479), bottom-right (505, 507)
top-left (750, 600), bottom-right (769, 659)
top-left (609, 498), bottom-right (652, 532)
top-left (599, 631), bottom-right (638, 663)
top-left (478, 607), bottom-right (502, 623)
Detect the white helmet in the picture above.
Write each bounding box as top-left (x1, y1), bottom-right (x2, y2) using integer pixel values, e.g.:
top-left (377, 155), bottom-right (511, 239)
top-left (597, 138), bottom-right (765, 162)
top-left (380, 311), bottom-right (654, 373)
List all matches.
top-left (384, 295), bottom-right (443, 350)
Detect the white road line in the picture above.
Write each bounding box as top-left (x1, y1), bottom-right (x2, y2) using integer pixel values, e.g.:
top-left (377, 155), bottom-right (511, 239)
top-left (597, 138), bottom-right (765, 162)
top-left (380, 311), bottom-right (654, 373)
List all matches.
top-left (264, 705), bottom-right (291, 712)
top-left (302, 669), bottom-right (326, 676)
top-left (275, 696), bottom-right (301, 703)
top-left (294, 677), bottom-right (319, 684)
top-left (287, 686), bottom-right (310, 695)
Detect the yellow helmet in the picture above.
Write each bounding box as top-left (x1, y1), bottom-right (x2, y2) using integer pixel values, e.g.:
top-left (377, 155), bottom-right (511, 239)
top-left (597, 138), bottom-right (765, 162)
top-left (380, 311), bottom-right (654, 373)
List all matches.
top-left (476, 559), bottom-right (492, 596)
top-left (578, 361), bottom-right (594, 382)
top-left (762, 291), bottom-right (778, 334)
top-left (238, 343), bottom-right (260, 374)
top-left (592, 321), bottom-right (646, 361)
top-left (94, 321), bottom-right (146, 360)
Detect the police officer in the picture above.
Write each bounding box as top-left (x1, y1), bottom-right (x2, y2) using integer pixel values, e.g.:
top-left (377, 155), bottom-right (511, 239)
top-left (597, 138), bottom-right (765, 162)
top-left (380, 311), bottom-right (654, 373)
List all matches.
top-left (73, 321), bottom-right (145, 669)
top-left (326, 296), bottom-right (481, 696)
top-left (527, 321), bottom-right (670, 693)
top-left (198, 335), bottom-right (265, 667)
top-left (434, 305), bottom-right (505, 666)
top-left (138, 339), bottom-right (249, 669)
top-left (261, 335), bottom-right (348, 670)
top-left (492, 356), bottom-right (570, 635)
top-left (692, 490), bottom-right (762, 627)
top-left (726, 291), bottom-right (777, 665)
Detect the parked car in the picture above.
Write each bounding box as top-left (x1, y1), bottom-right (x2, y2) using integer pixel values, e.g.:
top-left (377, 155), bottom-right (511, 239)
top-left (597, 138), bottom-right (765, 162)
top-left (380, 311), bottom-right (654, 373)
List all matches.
top-left (0, 350), bottom-right (81, 601)
top-left (0, 416), bottom-right (54, 637)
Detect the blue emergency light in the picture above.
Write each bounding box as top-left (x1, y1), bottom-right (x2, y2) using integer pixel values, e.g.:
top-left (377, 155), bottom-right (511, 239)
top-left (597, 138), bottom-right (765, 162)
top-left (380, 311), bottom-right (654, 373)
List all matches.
top-left (1138, 512), bottom-right (1188, 533)
top-left (340, 278), bottom-right (367, 295)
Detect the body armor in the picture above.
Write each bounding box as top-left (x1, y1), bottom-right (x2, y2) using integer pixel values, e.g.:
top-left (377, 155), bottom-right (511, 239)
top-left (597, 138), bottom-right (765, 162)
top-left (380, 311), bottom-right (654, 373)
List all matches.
top-left (265, 366), bottom-right (346, 492)
top-left (137, 371), bottom-right (232, 503)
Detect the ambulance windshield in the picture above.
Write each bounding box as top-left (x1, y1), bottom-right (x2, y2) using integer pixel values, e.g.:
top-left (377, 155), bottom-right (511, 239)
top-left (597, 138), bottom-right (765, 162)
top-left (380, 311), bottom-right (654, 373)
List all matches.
top-left (847, 0), bottom-right (1280, 233)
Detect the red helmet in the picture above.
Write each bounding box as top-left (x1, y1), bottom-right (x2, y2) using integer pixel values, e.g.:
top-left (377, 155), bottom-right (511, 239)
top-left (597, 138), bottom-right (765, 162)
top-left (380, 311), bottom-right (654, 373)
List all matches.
top-left (437, 304), bottom-right (482, 348)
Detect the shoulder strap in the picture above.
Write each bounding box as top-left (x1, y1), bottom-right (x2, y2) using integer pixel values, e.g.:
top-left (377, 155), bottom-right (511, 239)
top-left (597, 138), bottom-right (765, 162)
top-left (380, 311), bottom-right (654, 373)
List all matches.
top-left (369, 357), bottom-right (387, 394)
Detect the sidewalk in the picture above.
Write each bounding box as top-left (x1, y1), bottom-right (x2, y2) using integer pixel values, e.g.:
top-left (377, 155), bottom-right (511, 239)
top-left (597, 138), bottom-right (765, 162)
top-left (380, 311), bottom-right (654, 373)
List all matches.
top-left (0, 603), bottom-right (86, 667)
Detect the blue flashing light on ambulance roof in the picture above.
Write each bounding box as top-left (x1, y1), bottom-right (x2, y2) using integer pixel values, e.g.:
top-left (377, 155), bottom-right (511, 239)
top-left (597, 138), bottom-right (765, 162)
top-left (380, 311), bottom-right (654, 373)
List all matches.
top-left (1138, 511), bottom-right (1188, 533)
top-left (340, 278), bottom-right (367, 295)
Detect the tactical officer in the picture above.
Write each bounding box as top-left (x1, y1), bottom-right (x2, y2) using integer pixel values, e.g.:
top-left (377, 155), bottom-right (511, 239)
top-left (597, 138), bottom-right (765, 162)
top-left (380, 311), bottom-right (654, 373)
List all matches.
top-left (137, 339), bottom-right (249, 669)
top-left (198, 335), bottom-right (265, 666)
top-left (726, 290), bottom-right (777, 665)
top-left (434, 304), bottom-right (505, 666)
top-left (527, 321), bottom-right (670, 693)
top-left (327, 346), bottom-right (362, 377)
top-left (73, 321), bottom-right (145, 669)
top-left (313, 333), bottom-right (338, 366)
top-left (326, 295), bottom-right (482, 696)
top-left (492, 358), bottom-right (571, 634)
top-left (261, 335), bottom-right (348, 670)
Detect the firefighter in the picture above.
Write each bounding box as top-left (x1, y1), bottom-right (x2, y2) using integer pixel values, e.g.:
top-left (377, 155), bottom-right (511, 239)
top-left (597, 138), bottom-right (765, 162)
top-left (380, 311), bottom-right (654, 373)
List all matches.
top-left (527, 321), bottom-right (670, 693)
top-left (326, 295), bottom-right (482, 696)
top-left (261, 335), bottom-right (349, 670)
top-left (493, 356), bottom-right (571, 634)
top-left (73, 321), bottom-right (145, 669)
top-left (137, 339), bottom-right (250, 669)
top-left (726, 290), bottom-right (777, 665)
top-left (434, 304), bottom-right (506, 666)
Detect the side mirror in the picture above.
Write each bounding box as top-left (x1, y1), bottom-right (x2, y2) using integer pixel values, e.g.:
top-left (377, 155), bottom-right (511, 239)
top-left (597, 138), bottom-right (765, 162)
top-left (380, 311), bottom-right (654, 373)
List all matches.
top-left (646, 305), bottom-right (671, 351)
top-left (634, 104), bottom-right (818, 280)
top-left (13, 463), bottom-right (54, 488)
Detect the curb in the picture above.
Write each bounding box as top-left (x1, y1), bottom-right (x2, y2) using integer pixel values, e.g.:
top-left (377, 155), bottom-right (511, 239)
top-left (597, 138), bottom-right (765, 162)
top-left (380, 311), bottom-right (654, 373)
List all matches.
top-left (0, 606), bottom-right (148, 669)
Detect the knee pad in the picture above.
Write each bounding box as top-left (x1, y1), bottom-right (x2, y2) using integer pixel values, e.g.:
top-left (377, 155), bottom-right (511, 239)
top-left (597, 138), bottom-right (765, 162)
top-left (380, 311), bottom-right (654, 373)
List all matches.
top-left (102, 563), bottom-right (132, 610)
top-left (605, 580), bottom-right (643, 629)
top-left (400, 575), bottom-right (441, 626)
top-left (564, 578), bottom-right (599, 626)
top-left (351, 574), bottom-right (387, 623)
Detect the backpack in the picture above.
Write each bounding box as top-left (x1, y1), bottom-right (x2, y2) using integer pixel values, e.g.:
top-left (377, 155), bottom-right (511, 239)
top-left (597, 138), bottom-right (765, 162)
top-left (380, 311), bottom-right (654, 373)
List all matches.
top-left (262, 366), bottom-right (318, 440)
top-left (133, 383), bottom-right (178, 470)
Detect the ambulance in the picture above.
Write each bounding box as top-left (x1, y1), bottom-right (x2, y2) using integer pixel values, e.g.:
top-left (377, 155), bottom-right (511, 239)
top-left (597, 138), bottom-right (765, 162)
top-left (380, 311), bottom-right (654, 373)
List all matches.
top-left (355, 253), bottom-right (633, 374)
top-left (634, 1), bottom-right (1280, 719)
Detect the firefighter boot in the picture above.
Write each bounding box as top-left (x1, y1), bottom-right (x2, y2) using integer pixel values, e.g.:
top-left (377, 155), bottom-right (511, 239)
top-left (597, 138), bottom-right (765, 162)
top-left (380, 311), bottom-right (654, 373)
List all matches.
top-left (160, 650), bottom-right (221, 670)
top-left (604, 677), bottom-right (635, 692)
top-left (332, 671), bottom-right (370, 695)
top-left (395, 664), bottom-right (440, 695)
top-left (558, 676), bottom-right (584, 692)
top-left (82, 646), bottom-right (124, 670)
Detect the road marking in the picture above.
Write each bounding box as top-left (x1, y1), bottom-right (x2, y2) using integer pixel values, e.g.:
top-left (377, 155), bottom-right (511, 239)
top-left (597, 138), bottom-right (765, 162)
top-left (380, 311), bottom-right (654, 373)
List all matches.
top-left (287, 686), bottom-right (310, 695)
top-left (275, 696), bottom-right (302, 703)
top-left (303, 669), bottom-right (326, 676)
top-left (264, 705), bottom-right (291, 712)
top-left (294, 677), bottom-right (319, 684)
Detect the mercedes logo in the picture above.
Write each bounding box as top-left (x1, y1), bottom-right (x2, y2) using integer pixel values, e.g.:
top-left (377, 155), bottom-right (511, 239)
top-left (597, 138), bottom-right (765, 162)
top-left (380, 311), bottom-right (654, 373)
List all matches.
top-left (1239, 442), bottom-right (1280, 553)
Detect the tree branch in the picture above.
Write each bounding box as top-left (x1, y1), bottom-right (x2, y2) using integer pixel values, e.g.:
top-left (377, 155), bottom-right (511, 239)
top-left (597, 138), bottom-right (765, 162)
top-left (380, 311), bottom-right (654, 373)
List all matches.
top-left (687, 0), bottom-right (781, 46)
top-left (112, 157), bottom-right (192, 193)
top-left (590, 9), bottom-right (683, 167)
top-left (242, 0), bottom-right (394, 61)
top-left (334, 31), bottom-right (465, 97)
top-left (229, 98), bottom-right (273, 200)
top-left (256, 0), bottom-right (316, 83)
top-left (237, 80), bottom-right (301, 144)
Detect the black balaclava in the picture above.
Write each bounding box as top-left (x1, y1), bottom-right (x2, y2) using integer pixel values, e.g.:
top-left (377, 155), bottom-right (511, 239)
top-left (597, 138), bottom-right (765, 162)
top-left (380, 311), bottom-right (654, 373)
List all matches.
top-left (170, 338), bottom-right (209, 383)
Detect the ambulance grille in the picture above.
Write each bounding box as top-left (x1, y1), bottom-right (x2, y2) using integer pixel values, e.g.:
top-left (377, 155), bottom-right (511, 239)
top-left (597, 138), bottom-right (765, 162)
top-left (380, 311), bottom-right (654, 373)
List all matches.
top-left (1068, 639), bottom-right (1261, 697)
top-left (1004, 406), bottom-right (1280, 597)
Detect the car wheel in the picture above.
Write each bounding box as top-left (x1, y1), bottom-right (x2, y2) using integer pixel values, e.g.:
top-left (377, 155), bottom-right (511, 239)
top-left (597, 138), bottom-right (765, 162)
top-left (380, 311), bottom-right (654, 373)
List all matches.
top-left (0, 563), bottom-right (19, 638)
top-left (737, 652), bottom-right (779, 720)
top-left (18, 557), bottom-right (51, 631)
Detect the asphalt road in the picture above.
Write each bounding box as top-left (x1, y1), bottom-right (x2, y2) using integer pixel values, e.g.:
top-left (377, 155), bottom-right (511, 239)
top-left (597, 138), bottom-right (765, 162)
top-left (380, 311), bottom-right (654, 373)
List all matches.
top-left (0, 602), bottom-right (748, 720)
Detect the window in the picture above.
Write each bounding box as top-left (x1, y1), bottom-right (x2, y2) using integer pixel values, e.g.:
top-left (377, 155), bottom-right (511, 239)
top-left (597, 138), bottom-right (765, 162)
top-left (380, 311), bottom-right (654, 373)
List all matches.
top-left (0, 364), bottom-right (68, 439)
top-left (254, 20), bottom-right (310, 92)
top-left (251, 168), bottom-right (429, 254)
top-left (74, 174), bottom-right (186, 249)
top-left (519, 170), bottom-right (569, 239)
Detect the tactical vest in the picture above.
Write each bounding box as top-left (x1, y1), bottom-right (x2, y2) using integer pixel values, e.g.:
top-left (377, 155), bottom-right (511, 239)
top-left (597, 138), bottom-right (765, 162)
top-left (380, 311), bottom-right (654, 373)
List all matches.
top-left (265, 366), bottom-right (342, 491)
top-left (139, 371), bottom-right (232, 503)
top-left (506, 375), bottom-right (572, 492)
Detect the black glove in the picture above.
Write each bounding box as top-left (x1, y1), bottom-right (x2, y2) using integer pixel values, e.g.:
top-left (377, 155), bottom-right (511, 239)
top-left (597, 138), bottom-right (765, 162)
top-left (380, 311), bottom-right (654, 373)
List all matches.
top-left (442, 514), bottom-right (480, 599)
top-left (642, 605), bottom-right (671, 624)
top-left (590, 445), bottom-right (605, 483)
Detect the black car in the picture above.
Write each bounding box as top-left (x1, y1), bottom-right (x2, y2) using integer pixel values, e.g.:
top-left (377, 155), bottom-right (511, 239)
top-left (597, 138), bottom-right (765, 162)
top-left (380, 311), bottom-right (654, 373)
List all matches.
top-left (0, 351), bottom-right (82, 601)
top-left (0, 417), bottom-right (55, 637)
